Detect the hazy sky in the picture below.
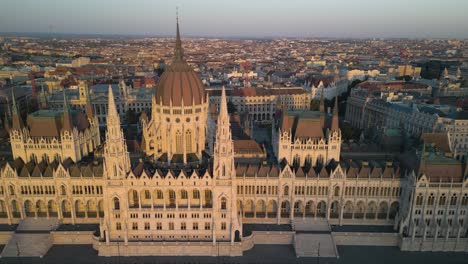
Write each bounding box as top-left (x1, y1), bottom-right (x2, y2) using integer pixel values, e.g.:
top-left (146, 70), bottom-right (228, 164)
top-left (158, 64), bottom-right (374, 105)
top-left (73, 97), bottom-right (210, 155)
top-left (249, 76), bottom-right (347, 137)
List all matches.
top-left (1, 0), bottom-right (467, 38)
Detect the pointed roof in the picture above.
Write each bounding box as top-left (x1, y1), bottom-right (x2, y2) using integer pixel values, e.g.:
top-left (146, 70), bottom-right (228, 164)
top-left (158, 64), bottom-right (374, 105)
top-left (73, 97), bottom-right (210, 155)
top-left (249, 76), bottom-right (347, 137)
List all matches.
top-left (107, 85), bottom-right (120, 127)
top-left (11, 89), bottom-right (24, 130)
top-left (219, 86), bottom-right (229, 121)
top-left (62, 91), bottom-right (73, 131)
top-left (331, 96), bottom-right (339, 131)
top-left (83, 82), bottom-right (94, 118)
top-left (173, 13), bottom-right (184, 62)
top-left (319, 86), bottom-right (325, 113)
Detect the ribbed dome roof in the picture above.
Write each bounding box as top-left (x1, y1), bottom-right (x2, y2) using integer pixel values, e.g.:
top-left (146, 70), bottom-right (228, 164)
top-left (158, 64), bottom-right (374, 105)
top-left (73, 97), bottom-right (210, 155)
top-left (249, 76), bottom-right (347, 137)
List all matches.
top-left (155, 62), bottom-right (205, 106)
top-left (154, 20), bottom-right (206, 107)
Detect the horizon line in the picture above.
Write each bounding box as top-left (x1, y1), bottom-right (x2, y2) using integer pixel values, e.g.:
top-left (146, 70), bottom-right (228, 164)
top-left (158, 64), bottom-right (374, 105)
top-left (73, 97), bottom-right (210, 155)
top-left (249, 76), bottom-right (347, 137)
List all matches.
top-left (1, 31), bottom-right (467, 40)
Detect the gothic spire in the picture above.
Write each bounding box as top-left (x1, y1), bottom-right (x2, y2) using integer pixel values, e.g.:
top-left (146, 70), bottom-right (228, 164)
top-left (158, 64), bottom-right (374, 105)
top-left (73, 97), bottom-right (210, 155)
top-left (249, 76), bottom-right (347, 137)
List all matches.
top-left (219, 85), bottom-right (229, 120)
top-left (85, 94), bottom-right (94, 119)
top-left (107, 85), bottom-right (120, 127)
top-left (331, 96), bottom-right (339, 131)
top-left (319, 86), bottom-right (325, 113)
top-left (62, 91), bottom-right (73, 131)
top-left (214, 85), bottom-right (234, 180)
top-left (173, 9), bottom-right (184, 62)
top-left (11, 89), bottom-right (24, 130)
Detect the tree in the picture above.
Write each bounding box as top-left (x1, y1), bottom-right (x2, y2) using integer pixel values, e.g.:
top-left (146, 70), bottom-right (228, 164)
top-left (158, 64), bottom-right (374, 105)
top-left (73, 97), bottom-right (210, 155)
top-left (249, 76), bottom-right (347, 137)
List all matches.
top-left (125, 109), bottom-right (138, 124)
top-left (227, 101), bottom-right (237, 114)
top-left (310, 99), bottom-right (320, 111)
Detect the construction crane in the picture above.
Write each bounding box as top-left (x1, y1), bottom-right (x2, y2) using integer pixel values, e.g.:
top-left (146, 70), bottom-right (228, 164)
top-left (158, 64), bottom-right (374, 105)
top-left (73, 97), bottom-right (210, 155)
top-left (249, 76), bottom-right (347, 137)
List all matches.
top-left (241, 61), bottom-right (250, 88)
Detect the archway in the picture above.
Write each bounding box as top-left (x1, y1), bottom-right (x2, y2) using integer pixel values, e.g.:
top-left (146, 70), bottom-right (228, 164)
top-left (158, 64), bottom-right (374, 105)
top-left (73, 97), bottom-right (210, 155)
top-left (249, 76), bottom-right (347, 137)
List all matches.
top-left (75, 200), bottom-right (85, 218)
top-left (267, 200), bottom-right (277, 218)
top-left (294, 200), bottom-right (304, 217)
top-left (281, 201), bottom-right (290, 218)
top-left (24, 200), bottom-right (35, 217)
top-left (11, 200), bottom-right (20, 218)
top-left (0, 200), bottom-right (6, 218)
top-left (355, 201), bottom-right (365, 219)
top-left (87, 200), bottom-right (98, 218)
top-left (317, 201), bottom-right (326, 218)
top-left (330, 201), bottom-right (339, 218)
top-left (378, 201), bottom-right (389, 219)
top-left (48, 200), bottom-right (58, 217)
top-left (245, 200), bottom-right (254, 218)
top-left (255, 200), bottom-right (266, 218)
top-left (305, 200), bottom-right (315, 217)
top-left (98, 200), bottom-right (104, 217)
top-left (389, 202), bottom-right (399, 219)
top-left (237, 200), bottom-right (243, 215)
top-left (61, 200), bottom-right (71, 218)
top-left (235, 230), bottom-right (241, 242)
top-left (366, 201), bottom-right (377, 219)
top-left (36, 200), bottom-right (47, 217)
top-left (343, 201), bottom-right (353, 219)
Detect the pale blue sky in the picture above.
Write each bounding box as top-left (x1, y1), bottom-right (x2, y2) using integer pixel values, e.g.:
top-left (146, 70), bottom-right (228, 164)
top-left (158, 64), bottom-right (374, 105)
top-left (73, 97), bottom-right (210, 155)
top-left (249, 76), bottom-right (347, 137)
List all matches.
top-left (0, 0), bottom-right (467, 38)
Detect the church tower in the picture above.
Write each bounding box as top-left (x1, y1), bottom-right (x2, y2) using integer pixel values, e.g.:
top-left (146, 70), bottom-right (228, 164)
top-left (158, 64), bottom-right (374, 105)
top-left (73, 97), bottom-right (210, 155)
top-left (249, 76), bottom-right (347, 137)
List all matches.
top-left (212, 86), bottom-right (241, 244)
top-left (103, 85), bottom-right (130, 180)
top-left (327, 96), bottom-right (341, 163)
top-left (10, 90), bottom-right (26, 161)
top-left (213, 86), bottom-right (235, 181)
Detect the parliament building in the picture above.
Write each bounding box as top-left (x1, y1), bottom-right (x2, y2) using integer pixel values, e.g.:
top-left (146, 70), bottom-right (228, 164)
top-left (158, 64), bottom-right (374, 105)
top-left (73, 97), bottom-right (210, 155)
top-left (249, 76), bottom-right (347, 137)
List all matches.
top-left (0, 21), bottom-right (467, 257)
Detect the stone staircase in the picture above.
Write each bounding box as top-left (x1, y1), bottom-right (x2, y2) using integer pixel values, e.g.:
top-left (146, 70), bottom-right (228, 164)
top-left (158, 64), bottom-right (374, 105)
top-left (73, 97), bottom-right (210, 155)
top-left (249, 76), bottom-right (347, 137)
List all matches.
top-left (16, 217), bottom-right (59, 232)
top-left (1, 233), bottom-right (53, 257)
top-left (292, 218), bottom-right (339, 258)
top-left (1, 218), bottom-right (59, 257)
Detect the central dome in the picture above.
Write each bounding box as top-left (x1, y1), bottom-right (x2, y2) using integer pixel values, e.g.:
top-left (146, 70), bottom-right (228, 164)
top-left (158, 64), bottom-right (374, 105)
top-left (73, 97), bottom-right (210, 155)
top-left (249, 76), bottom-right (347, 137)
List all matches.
top-left (154, 21), bottom-right (205, 107)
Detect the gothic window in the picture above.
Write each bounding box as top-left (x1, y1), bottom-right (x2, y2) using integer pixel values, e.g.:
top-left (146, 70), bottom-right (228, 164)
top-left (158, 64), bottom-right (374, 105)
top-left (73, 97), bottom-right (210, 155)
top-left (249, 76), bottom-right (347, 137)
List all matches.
top-left (185, 130), bottom-right (192, 153)
top-left (284, 185), bottom-right (289, 196)
top-left (8, 185), bottom-right (15, 196)
top-left (416, 194), bottom-right (423, 206)
top-left (157, 190), bottom-right (163, 199)
top-left (221, 197), bottom-right (227, 210)
top-left (439, 194), bottom-right (446, 206)
top-left (60, 185), bottom-right (66, 196)
top-left (113, 197), bottom-right (120, 210)
top-left (181, 190), bottom-right (188, 199)
top-left (427, 194), bottom-right (435, 206)
top-left (450, 194), bottom-right (458, 206)
top-left (176, 131), bottom-right (183, 153)
top-left (193, 190), bottom-right (200, 199)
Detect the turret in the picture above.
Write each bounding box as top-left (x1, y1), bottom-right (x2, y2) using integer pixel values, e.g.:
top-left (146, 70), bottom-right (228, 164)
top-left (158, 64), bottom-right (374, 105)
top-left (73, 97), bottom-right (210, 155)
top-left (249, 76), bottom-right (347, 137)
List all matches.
top-left (103, 85), bottom-right (130, 179)
top-left (331, 96), bottom-right (339, 132)
top-left (11, 89), bottom-right (24, 131)
top-left (319, 86), bottom-right (325, 113)
top-left (61, 91), bottom-right (73, 132)
top-left (213, 86), bottom-right (235, 180)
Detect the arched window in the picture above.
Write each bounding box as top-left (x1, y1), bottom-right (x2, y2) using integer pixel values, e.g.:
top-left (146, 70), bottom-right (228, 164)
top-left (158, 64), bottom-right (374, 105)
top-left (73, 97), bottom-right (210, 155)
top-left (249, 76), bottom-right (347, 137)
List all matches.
top-left (439, 194), bottom-right (446, 206)
top-left (450, 194), bottom-right (457, 206)
top-left (113, 197), bottom-right (120, 210)
top-left (427, 194), bottom-right (435, 206)
top-left (283, 186), bottom-right (289, 196)
top-left (416, 194), bottom-right (423, 206)
top-left (185, 130), bottom-right (192, 153)
top-left (8, 185), bottom-right (15, 196)
top-left (175, 131), bottom-right (183, 153)
top-left (334, 186), bottom-right (340, 196)
top-left (60, 185), bottom-right (66, 196)
top-left (221, 197), bottom-right (227, 210)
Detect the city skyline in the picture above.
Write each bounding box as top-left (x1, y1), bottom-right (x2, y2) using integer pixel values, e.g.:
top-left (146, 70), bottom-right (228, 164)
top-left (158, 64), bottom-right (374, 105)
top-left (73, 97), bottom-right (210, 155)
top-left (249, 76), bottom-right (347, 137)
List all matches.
top-left (1, 0), bottom-right (468, 38)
